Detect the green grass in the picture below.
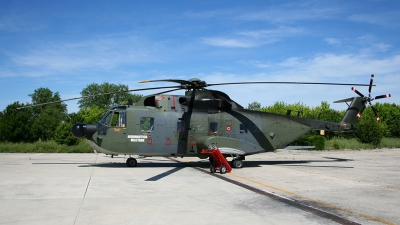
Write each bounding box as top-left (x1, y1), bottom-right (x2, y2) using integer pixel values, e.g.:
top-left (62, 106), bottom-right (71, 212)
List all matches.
top-left (325, 137), bottom-right (400, 150)
top-left (0, 139), bottom-right (93, 153)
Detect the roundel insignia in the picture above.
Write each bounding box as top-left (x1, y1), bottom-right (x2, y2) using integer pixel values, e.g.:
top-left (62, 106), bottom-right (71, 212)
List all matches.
top-left (226, 125), bottom-right (232, 132)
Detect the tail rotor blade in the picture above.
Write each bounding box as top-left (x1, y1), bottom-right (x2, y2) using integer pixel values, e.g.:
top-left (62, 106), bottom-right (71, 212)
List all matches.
top-left (373, 94), bottom-right (391, 100)
top-left (352, 87), bottom-right (365, 98)
top-left (368, 74), bottom-right (374, 95)
top-left (348, 75), bottom-right (390, 123)
top-left (356, 103), bottom-right (367, 119)
top-left (369, 102), bottom-right (381, 122)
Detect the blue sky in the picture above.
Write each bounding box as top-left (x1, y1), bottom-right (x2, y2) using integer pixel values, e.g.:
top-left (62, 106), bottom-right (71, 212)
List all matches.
top-left (1, 0), bottom-right (399, 113)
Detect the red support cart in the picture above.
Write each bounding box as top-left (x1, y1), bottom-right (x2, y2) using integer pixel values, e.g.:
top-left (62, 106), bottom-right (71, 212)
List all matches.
top-left (201, 148), bottom-right (232, 174)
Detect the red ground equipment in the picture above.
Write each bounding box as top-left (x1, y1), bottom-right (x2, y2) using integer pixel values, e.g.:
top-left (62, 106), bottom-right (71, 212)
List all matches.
top-left (201, 148), bottom-right (232, 174)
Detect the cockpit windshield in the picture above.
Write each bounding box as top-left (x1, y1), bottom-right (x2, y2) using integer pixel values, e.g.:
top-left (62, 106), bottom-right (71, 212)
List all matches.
top-left (98, 106), bottom-right (127, 127)
top-left (99, 111), bottom-right (113, 126)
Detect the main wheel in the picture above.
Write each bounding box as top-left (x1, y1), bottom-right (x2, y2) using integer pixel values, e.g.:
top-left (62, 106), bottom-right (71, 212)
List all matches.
top-left (220, 165), bottom-right (227, 174)
top-left (126, 158), bottom-right (137, 167)
top-left (210, 165), bottom-right (216, 173)
top-left (232, 159), bottom-right (243, 168)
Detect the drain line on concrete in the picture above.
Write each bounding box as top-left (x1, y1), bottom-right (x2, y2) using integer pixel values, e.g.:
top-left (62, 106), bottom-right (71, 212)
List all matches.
top-left (73, 154), bottom-right (99, 225)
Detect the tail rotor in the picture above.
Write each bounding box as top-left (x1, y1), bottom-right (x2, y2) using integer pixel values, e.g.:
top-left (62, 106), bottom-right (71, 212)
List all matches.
top-left (350, 74), bottom-right (391, 122)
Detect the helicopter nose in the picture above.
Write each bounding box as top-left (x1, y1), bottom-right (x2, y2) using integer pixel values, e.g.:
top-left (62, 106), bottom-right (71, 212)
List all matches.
top-left (71, 123), bottom-right (97, 139)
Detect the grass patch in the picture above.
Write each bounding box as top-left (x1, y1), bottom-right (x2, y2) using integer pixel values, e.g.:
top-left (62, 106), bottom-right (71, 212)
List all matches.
top-left (325, 137), bottom-right (400, 150)
top-left (0, 139), bottom-right (93, 153)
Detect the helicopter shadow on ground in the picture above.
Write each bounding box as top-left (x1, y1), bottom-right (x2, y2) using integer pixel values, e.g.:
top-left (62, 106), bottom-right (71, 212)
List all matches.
top-left (194, 157), bottom-right (355, 169)
top-left (78, 156), bottom-right (354, 169)
top-left (75, 157), bottom-right (355, 181)
top-left (78, 157), bottom-right (191, 168)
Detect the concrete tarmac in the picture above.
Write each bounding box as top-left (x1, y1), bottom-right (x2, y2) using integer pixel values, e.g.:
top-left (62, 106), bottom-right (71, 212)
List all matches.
top-left (0, 149), bottom-right (399, 225)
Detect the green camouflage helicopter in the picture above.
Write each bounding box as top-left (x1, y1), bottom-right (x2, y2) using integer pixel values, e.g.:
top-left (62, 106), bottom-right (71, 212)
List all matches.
top-left (67, 75), bottom-right (390, 169)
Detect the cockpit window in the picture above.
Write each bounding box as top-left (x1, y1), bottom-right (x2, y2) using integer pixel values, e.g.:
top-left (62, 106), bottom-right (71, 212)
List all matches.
top-left (112, 111), bottom-right (126, 127)
top-left (99, 110), bottom-right (126, 127)
top-left (117, 112), bottom-right (126, 127)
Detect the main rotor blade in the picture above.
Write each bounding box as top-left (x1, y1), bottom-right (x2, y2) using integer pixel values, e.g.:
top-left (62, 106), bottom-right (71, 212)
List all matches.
top-left (154, 88), bottom-right (183, 95)
top-left (139, 79), bottom-right (193, 86)
top-left (208, 81), bottom-right (375, 87)
top-left (17, 85), bottom-right (182, 110)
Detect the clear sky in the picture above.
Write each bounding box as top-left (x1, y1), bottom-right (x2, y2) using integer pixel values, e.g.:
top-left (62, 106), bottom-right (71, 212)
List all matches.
top-left (1, 0), bottom-right (399, 113)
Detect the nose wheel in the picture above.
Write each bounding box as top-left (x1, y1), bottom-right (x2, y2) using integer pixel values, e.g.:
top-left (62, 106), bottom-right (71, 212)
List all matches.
top-left (126, 157), bottom-right (137, 167)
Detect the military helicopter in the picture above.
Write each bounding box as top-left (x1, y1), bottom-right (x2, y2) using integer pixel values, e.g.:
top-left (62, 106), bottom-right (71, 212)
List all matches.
top-left (64, 74), bottom-right (390, 169)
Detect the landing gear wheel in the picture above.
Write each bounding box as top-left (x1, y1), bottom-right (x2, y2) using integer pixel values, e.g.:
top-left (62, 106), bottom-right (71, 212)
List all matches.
top-left (126, 158), bottom-right (137, 167)
top-left (220, 165), bottom-right (227, 174)
top-left (232, 159), bottom-right (243, 168)
top-left (210, 165), bottom-right (216, 173)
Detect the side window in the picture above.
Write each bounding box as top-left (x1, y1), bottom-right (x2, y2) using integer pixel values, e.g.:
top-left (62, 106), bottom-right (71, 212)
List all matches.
top-left (210, 122), bottom-right (218, 135)
top-left (140, 117), bottom-right (154, 132)
top-left (240, 124), bottom-right (248, 133)
top-left (177, 121), bottom-right (186, 132)
top-left (112, 112), bottom-right (126, 127)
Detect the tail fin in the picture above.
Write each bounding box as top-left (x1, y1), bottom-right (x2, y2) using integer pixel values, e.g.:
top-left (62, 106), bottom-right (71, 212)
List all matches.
top-left (334, 97), bottom-right (364, 131)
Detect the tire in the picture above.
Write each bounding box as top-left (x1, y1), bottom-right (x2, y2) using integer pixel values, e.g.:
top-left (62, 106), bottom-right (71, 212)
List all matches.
top-left (232, 159), bottom-right (243, 168)
top-left (220, 165), bottom-right (226, 174)
top-left (231, 159), bottom-right (236, 168)
top-left (126, 158), bottom-right (137, 167)
top-left (210, 165), bottom-right (216, 173)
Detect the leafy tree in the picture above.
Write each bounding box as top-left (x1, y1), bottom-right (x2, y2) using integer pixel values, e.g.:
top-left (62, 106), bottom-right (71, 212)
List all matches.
top-left (78, 82), bottom-right (142, 110)
top-left (247, 101), bottom-right (261, 111)
top-left (75, 105), bottom-right (106, 124)
top-left (29, 87), bottom-right (66, 115)
top-left (356, 117), bottom-right (383, 145)
top-left (262, 101), bottom-right (313, 118)
top-left (312, 101), bottom-right (343, 122)
top-left (29, 88), bottom-right (67, 141)
top-left (0, 102), bottom-right (35, 142)
top-left (372, 103), bottom-right (400, 138)
top-left (54, 122), bottom-right (79, 145)
top-left (356, 103), bottom-right (390, 137)
top-left (390, 117), bottom-right (400, 138)
top-left (0, 112), bottom-right (3, 142)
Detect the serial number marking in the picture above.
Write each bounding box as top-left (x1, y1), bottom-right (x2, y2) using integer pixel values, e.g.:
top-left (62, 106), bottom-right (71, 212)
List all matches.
top-left (130, 139), bottom-right (145, 142)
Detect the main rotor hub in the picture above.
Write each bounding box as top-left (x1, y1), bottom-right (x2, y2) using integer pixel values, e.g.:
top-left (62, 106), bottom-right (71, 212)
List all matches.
top-left (186, 78), bottom-right (207, 90)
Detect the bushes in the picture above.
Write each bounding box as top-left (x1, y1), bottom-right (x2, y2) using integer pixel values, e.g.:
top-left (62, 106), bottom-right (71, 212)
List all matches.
top-left (356, 118), bottom-right (383, 145)
top-left (54, 122), bottom-right (80, 146)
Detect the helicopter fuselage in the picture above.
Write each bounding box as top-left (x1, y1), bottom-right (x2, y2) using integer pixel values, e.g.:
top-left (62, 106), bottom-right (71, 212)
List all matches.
top-left (75, 91), bottom-right (358, 160)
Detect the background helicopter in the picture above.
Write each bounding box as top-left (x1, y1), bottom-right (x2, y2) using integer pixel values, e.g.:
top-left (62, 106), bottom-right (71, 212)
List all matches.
top-left (59, 75), bottom-right (390, 169)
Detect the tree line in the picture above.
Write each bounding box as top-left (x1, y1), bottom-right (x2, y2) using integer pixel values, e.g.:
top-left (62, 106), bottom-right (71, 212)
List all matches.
top-left (0, 84), bottom-right (398, 146)
top-left (248, 100), bottom-right (400, 144)
top-left (0, 83), bottom-right (142, 145)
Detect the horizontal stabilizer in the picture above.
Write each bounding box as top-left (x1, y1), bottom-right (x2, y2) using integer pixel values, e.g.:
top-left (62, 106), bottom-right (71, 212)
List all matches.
top-left (333, 97), bottom-right (355, 103)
